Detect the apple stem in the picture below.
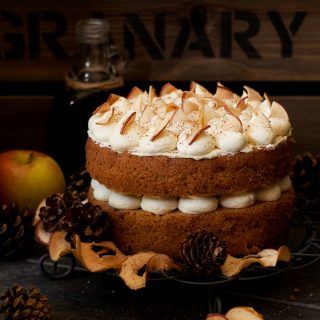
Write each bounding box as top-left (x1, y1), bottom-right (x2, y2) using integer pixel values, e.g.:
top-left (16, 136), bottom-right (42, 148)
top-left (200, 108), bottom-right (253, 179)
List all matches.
top-left (27, 152), bottom-right (34, 164)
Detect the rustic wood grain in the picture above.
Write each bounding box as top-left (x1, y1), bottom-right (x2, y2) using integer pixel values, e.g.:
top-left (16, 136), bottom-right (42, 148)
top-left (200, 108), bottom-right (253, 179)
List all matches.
top-left (0, 1), bottom-right (319, 81)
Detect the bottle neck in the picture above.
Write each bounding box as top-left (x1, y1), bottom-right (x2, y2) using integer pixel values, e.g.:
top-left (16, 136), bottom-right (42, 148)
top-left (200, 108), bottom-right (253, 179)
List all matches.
top-left (66, 19), bottom-right (123, 91)
top-left (67, 41), bottom-right (123, 91)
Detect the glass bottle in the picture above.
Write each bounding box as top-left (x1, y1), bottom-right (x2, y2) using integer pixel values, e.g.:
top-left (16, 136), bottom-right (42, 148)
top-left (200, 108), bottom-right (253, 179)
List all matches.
top-left (48, 19), bottom-right (128, 174)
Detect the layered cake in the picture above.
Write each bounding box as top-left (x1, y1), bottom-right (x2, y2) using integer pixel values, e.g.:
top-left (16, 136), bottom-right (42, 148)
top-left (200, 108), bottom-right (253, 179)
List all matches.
top-left (86, 82), bottom-right (294, 259)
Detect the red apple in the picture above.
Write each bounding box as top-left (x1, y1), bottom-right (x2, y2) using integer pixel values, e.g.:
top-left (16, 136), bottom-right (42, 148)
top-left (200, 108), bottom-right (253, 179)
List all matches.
top-left (0, 150), bottom-right (65, 212)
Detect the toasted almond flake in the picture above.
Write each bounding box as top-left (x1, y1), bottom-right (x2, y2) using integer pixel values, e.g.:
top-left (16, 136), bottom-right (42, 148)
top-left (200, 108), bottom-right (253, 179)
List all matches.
top-left (188, 124), bottom-right (211, 145)
top-left (160, 82), bottom-right (178, 96)
top-left (96, 108), bottom-right (114, 125)
top-left (270, 101), bottom-right (289, 120)
top-left (120, 111), bottom-right (136, 134)
top-left (127, 86), bottom-right (143, 100)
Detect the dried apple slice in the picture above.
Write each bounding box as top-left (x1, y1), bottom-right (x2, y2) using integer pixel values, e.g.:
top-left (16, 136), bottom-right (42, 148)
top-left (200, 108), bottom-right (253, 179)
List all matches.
top-left (221, 246), bottom-right (290, 277)
top-left (74, 237), bottom-right (126, 273)
top-left (93, 94), bottom-right (121, 114)
top-left (120, 111), bottom-right (136, 134)
top-left (244, 86), bottom-right (263, 102)
top-left (264, 93), bottom-right (271, 105)
top-left (139, 106), bottom-right (155, 125)
top-left (204, 103), bottom-right (218, 124)
top-left (215, 82), bottom-right (233, 100)
top-left (49, 231), bottom-right (72, 261)
top-left (181, 91), bottom-right (200, 113)
top-left (165, 102), bottom-right (179, 113)
top-left (96, 108), bottom-right (114, 125)
top-left (160, 83), bottom-right (178, 96)
top-left (34, 221), bottom-right (51, 246)
top-left (190, 81), bottom-right (212, 96)
top-left (235, 96), bottom-right (248, 111)
top-left (33, 198), bottom-right (46, 226)
top-left (148, 85), bottom-right (157, 103)
top-left (259, 95), bottom-right (271, 117)
top-left (119, 252), bottom-right (156, 290)
top-left (169, 108), bottom-right (188, 125)
top-left (188, 125), bottom-right (211, 145)
top-left (221, 112), bottom-right (243, 133)
top-left (146, 254), bottom-right (182, 275)
top-left (150, 111), bottom-right (176, 141)
top-left (127, 86), bottom-right (143, 100)
top-left (206, 314), bottom-right (228, 320)
top-left (225, 307), bottom-right (264, 320)
top-left (270, 101), bottom-right (289, 120)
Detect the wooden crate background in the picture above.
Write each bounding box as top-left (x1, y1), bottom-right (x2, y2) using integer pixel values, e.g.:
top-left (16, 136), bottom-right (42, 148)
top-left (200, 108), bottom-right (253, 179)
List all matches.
top-left (0, 0), bottom-right (319, 81)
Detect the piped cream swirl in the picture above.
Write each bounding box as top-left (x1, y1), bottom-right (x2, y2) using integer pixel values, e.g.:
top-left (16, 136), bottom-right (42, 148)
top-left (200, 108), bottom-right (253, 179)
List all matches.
top-left (88, 82), bottom-right (291, 158)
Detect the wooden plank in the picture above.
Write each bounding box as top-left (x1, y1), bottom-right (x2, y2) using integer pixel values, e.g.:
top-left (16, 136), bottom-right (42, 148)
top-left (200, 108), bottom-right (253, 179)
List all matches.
top-left (0, 96), bottom-right (53, 152)
top-left (0, 1), bottom-right (319, 81)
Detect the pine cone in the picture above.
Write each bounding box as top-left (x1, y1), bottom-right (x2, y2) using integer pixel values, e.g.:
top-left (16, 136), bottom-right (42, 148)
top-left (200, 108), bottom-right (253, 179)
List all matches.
top-left (0, 204), bottom-right (33, 257)
top-left (61, 202), bottom-right (109, 243)
top-left (180, 230), bottom-right (227, 275)
top-left (66, 167), bottom-right (91, 201)
top-left (291, 153), bottom-right (320, 196)
top-left (39, 193), bottom-right (81, 233)
top-left (0, 284), bottom-right (51, 319)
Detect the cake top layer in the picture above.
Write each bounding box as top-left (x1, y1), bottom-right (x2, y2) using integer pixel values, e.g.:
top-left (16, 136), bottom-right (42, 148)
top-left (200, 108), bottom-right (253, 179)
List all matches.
top-left (88, 82), bottom-right (291, 159)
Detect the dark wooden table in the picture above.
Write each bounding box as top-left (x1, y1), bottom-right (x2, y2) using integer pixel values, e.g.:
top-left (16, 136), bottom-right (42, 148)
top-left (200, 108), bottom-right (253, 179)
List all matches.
top-left (0, 252), bottom-right (319, 319)
top-left (0, 95), bottom-right (320, 319)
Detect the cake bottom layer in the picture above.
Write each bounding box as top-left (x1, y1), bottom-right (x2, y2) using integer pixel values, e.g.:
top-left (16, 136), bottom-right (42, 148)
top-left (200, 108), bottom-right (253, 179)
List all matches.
top-left (88, 188), bottom-right (295, 259)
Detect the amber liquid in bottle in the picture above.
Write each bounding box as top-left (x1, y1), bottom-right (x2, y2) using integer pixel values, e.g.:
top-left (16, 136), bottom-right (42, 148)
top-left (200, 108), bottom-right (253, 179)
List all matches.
top-left (48, 19), bottom-right (127, 174)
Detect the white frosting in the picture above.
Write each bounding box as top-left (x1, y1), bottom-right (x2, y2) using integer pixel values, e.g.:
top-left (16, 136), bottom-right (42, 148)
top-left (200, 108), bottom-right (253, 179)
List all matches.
top-left (91, 179), bottom-right (111, 201)
top-left (178, 196), bottom-right (218, 214)
top-left (88, 83), bottom-right (291, 159)
top-left (88, 114), bottom-right (117, 143)
top-left (141, 196), bottom-right (178, 215)
top-left (216, 131), bottom-right (247, 153)
top-left (109, 112), bottom-right (146, 152)
top-left (255, 184), bottom-right (281, 202)
top-left (137, 129), bottom-right (177, 154)
top-left (247, 112), bottom-right (275, 145)
top-left (177, 131), bottom-right (215, 156)
top-left (108, 191), bottom-right (141, 209)
top-left (91, 176), bottom-right (291, 215)
top-left (269, 117), bottom-right (291, 136)
top-left (220, 192), bottom-right (255, 209)
top-left (278, 175), bottom-right (292, 192)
